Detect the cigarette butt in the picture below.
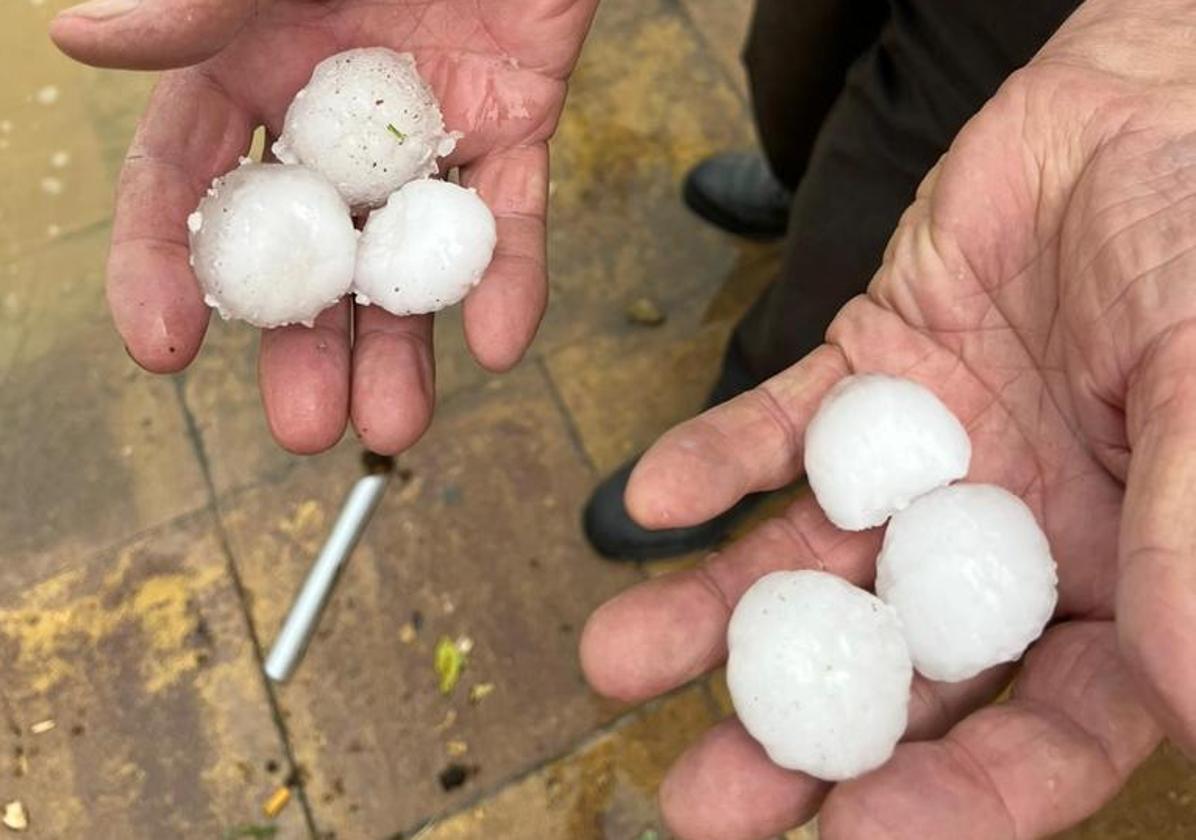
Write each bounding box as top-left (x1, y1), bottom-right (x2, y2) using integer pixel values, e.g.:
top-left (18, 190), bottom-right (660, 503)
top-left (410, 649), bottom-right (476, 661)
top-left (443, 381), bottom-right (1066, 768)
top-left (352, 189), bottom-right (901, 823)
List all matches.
top-left (263, 786), bottom-right (291, 818)
top-left (30, 720), bottom-right (55, 735)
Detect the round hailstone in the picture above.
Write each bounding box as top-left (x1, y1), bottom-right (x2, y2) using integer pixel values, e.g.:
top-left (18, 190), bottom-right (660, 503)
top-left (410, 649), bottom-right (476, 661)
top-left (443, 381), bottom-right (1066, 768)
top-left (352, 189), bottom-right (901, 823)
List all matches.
top-left (875, 483), bottom-right (1058, 683)
top-left (353, 178), bottom-right (496, 316)
top-left (727, 570), bottom-right (912, 781)
top-left (804, 373), bottom-right (971, 531)
top-left (188, 162), bottom-right (357, 328)
top-left (272, 48), bottom-right (459, 210)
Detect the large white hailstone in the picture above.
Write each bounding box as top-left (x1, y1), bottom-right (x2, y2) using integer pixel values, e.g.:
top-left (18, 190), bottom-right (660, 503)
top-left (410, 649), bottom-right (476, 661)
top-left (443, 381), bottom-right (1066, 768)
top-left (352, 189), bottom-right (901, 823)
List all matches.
top-left (727, 570), bottom-right (912, 781)
top-left (353, 178), bottom-right (497, 316)
top-left (188, 162), bottom-right (357, 328)
top-left (273, 48), bottom-right (459, 210)
top-left (875, 483), bottom-right (1058, 683)
top-left (804, 374), bottom-right (971, 531)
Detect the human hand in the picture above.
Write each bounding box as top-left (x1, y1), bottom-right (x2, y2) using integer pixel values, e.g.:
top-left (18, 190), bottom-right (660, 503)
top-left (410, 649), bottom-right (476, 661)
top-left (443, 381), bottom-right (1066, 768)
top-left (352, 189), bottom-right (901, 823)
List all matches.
top-left (580, 1), bottom-right (1196, 836)
top-left (49, 0), bottom-right (597, 453)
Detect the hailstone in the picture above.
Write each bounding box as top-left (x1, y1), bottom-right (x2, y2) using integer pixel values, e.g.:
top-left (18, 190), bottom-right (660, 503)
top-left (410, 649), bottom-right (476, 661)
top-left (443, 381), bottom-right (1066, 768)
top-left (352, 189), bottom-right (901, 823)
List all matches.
top-left (727, 570), bottom-right (912, 781)
top-left (187, 162), bottom-right (357, 328)
top-left (272, 48), bottom-right (459, 210)
top-left (804, 374), bottom-right (971, 531)
top-left (353, 178), bottom-right (497, 316)
top-left (875, 483), bottom-right (1058, 683)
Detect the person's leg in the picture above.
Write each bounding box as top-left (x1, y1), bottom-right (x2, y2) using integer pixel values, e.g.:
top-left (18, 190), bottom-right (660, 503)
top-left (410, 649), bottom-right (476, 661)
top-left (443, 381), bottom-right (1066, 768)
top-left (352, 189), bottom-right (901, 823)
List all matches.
top-left (683, 0), bottom-right (889, 239)
top-left (744, 0), bottom-right (889, 191)
top-left (733, 0), bottom-right (1082, 380)
top-left (585, 0), bottom-right (1082, 560)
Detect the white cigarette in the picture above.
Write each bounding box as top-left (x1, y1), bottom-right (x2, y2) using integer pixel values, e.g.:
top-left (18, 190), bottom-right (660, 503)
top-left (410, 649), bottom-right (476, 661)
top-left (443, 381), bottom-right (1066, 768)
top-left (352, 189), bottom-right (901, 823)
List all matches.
top-left (264, 469), bottom-right (390, 682)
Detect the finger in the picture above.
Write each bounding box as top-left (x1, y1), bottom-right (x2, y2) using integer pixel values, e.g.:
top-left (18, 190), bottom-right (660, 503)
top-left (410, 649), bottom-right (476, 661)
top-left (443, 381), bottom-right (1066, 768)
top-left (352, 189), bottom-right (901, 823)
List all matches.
top-left (50, 0), bottom-right (263, 71)
top-left (625, 345), bottom-right (850, 530)
top-left (350, 306), bottom-right (435, 455)
top-left (107, 70), bottom-right (252, 372)
top-left (580, 492), bottom-right (881, 702)
top-left (258, 300), bottom-right (351, 454)
top-left (1119, 323), bottom-right (1196, 752)
top-left (821, 622), bottom-right (1161, 840)
top-left (459, 143), bottom-right (549, 372)
top-left (660, 719), bottom-right (825, 840)
top-left (659, 672), bottom-right (1008, 840)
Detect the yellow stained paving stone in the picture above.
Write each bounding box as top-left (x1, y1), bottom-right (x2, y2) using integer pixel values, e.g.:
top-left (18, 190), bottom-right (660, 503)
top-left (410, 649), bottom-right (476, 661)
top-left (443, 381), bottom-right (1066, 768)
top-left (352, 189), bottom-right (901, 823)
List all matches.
top-left (418, 686), bottom-right (716, 840)
top-left (0, 226), bottom-right (208, 590)
top-left (218, 365), bottom-right (639, 837)
top-left (676, 0), bottom-right (754, 97)
top-left (699, 239), bottom-right (782, 326)
top-left (543, 238), bottom-right (779, 478)
top-left (545, 323), bottom-right (731, 475)
top-left (1062, 742), bottom-right (1196, 839)
top-left (540, 0), bottom-right (752, 355)
top-left (0, 2), bottom-right (118, 260)
top-left (0, 512), bottom-right (306, 840)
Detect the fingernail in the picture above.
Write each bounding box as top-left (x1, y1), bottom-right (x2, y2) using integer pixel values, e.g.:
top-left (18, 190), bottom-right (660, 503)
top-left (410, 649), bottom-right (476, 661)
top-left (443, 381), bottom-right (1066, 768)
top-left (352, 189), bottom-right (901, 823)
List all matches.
top-left (59, 0), bottom-right (140, 21)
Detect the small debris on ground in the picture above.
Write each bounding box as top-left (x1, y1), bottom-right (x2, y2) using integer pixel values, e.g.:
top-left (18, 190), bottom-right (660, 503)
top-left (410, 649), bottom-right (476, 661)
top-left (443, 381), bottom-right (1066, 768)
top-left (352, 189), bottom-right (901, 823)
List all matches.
top-left (437, 763), bottom-right (479, 792)
top-left (434, 637), bottom-right (468, 695)
top-left (433, 709), bottom-right (457, 732)
top-left (396, 474), bottom-right (425, 503)
top-left (29, 720), bottom-right (55, 735)
top-left (626, 297), bottom-right (666, 326)
top-left (468, 682), bottom-right (495, 704)
top-left (445, 740), bottom-right (468, 757)
top-left (2, 801), bottom-right (28, 832)
top-left (399, 622), bottom-right (417, 644)
top-left (455, 635), bottom-right (473, 655)
top-left (262, 786), bottom-right (291, 818)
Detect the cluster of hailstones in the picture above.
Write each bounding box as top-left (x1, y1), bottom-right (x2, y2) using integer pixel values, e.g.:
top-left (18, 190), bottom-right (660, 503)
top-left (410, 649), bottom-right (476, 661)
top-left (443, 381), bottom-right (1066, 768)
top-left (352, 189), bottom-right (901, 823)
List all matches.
top-left (726, 374), bottom-right (1058, 781)
top-left (187, 48), bottom-right (497, 328)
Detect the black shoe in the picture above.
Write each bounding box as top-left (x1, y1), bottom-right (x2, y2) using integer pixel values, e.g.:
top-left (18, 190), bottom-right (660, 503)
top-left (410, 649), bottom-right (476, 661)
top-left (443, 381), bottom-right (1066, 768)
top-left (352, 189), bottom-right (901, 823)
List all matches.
top-left (582, 342), bottom-right (766, 561)
top-left (682, 151), bottom-right (792, 240)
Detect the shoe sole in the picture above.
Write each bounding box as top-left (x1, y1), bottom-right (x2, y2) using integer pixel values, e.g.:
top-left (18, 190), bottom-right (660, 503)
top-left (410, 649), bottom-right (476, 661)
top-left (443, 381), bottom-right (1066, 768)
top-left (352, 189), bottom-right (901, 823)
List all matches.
top-left (582, 491), bottom-right (767, 562)
top-left (682, 177), bottom-right (788, 242)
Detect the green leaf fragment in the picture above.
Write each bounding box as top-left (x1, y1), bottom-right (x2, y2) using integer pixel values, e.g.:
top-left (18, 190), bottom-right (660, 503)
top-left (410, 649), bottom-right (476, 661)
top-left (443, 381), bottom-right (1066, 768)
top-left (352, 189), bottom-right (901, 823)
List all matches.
top-left (435, 636), bottom-right (466, 695)
top-left (386, 123), bottom-right (407, 143)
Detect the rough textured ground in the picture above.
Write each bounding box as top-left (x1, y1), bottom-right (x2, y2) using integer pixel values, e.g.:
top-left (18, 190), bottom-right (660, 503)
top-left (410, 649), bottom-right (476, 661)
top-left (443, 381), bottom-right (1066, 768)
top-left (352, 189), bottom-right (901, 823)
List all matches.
top-left (1, 0), bottom-right (1192, 837)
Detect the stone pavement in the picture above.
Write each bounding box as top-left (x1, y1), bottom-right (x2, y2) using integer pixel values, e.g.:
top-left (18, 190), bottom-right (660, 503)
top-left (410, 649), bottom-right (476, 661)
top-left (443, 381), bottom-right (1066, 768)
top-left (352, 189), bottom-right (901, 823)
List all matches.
top-left (0, 0), bottom-right (1193, 838)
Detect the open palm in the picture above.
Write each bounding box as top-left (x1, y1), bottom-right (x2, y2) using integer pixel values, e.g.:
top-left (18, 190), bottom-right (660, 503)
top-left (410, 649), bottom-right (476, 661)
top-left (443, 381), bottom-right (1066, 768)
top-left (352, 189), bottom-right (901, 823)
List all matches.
top-left (51, 0), bottom-right (598, 453)
top-left (582, 50), bottom-right (1196, 840)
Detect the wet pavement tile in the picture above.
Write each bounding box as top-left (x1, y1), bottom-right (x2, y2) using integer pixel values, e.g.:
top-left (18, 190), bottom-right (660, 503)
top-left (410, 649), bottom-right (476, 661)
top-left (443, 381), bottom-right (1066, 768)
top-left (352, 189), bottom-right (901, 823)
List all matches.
top-left (218, 366), bottom-right (641, 838)
top-left (0, 226), bottom-right (208, 592)
top-left (0, 511), bottom-right (307, 839)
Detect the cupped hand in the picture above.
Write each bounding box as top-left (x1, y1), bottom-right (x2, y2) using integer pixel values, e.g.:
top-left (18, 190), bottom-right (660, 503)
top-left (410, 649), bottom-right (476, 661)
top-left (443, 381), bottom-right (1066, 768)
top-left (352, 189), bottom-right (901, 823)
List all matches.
top-left (581, 6), bottom-right (1196, 838)
top-left (50, 0), bottom-right (597, 454)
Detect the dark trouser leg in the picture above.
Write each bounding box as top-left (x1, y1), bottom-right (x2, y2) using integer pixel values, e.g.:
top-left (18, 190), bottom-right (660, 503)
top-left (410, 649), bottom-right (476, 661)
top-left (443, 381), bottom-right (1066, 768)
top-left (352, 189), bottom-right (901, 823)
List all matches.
top-left (732, 0), bottom-right (1082, 382)
top-left (744, 0), bottom-right (889, 190)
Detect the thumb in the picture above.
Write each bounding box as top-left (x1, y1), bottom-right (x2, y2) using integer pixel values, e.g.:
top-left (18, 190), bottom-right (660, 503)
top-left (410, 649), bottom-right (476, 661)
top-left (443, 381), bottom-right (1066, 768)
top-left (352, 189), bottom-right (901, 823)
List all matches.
top-left (49, 0), bottom-right (264, 70)
top-left (1117, 321), bottom-right (1196, 754)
